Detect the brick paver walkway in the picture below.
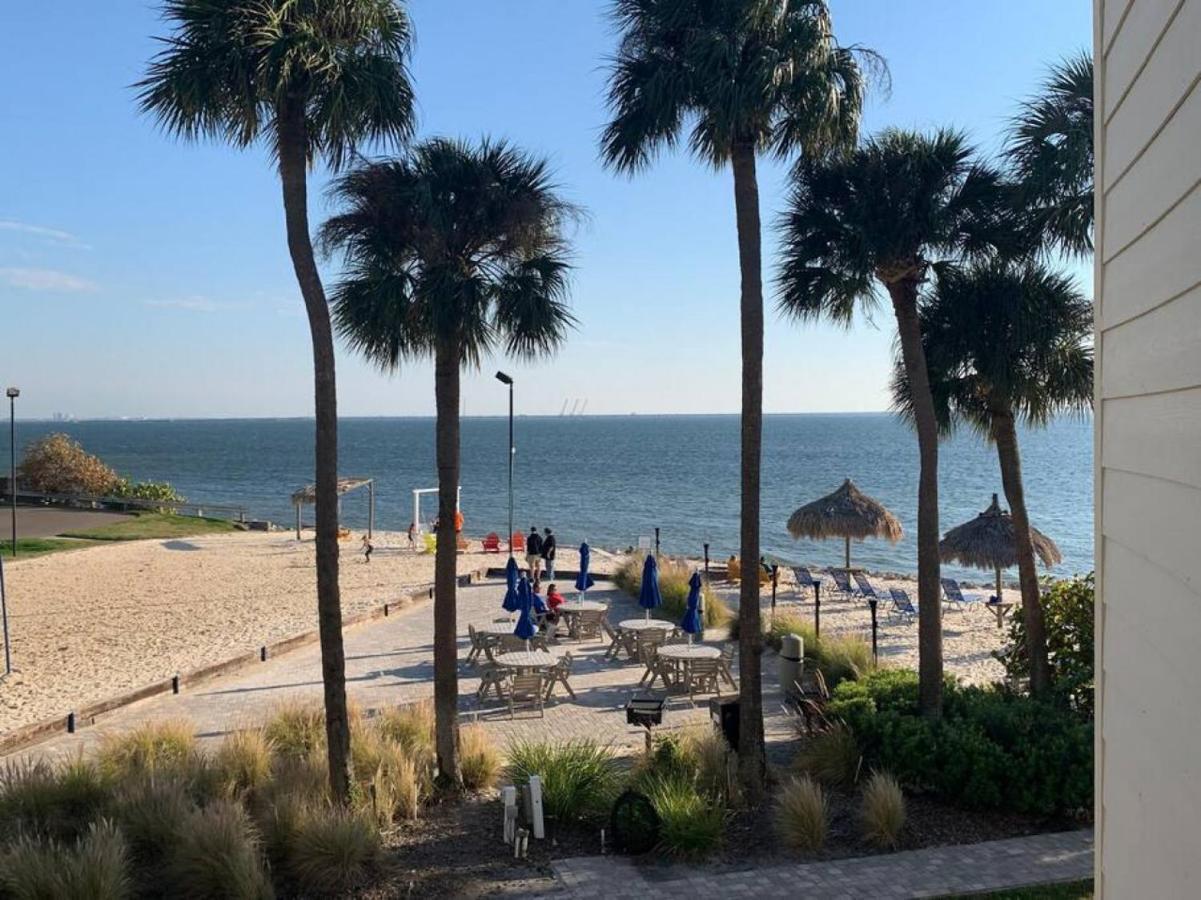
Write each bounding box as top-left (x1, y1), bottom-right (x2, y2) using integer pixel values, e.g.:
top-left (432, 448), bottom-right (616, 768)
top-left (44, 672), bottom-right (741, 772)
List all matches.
top-left (544, 829), bottom-right (1094, 899)
top-left (8, 580), bottom-right (795, 763)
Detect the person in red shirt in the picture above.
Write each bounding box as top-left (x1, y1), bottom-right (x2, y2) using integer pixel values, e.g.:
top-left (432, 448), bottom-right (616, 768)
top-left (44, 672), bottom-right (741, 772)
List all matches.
top-left (546, 583), bottom-right (565, 612)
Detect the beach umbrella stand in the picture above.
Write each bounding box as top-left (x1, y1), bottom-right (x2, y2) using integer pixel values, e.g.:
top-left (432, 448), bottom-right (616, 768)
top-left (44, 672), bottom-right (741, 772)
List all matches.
top-left (513, 577), bottom-right (537, 652)
top-left (680, 572), bottom-right (703, 644)
top-left (575, 541), bottom-right (595, 602)
top-left (639, 553), bottom-right (662, 621)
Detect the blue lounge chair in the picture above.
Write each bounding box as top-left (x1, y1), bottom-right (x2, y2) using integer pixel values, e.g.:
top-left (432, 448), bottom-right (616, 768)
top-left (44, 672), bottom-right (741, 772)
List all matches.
top-left (852, 571), bottom-right (886, 603)
top-left (888, 588), bottom-right (917, 624)
top-left (941, 578), bottom-right (984, 613)
top-left (828, 568), bottom-right (858, 599)
top-left (791, 566), bottom-right (820, 601)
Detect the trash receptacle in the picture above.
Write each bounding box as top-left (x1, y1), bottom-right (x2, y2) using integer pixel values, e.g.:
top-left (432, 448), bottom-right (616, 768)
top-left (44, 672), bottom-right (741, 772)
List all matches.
top-left (778, 633), bottom-right (804, 699)
top-left (708, 696), bottom-right (739, 750)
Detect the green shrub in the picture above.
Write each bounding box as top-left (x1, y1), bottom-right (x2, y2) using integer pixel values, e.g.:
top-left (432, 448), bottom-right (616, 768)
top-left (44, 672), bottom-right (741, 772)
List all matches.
top-left (285, 805), bottom-right (380, 897)
top-left (997, 572), bottom-right (1095, 716)
top-left (828, 669), bottom-right (1093, 815)
top-left (614, 553), bottom-right (732, 629)
top-left (165, 800), bottom-right (271, 899)
top-left (0, 757), bottom-right (113, 843)
top-left (96, 722), bottom-right (198, 782)
top-left (774, 776), bottom-right (827, 852)
top-left (642, 774), bottom-right (725, 858)
top-left (860, 771), bottom-right (905, 848)
top-left (634, 728), bottom-right (736, 804)
top-left (458, 725), bottom-right (502, 791)
top-left (263, 704), bottom-right (326, 761)
top-left (729, 614), bottom-right (873, 690)
top-left (506, 739), bottom-right (620, 821)
top-left (1, 821), bottom-right (131, 900)
top-left (794, 724), bottom-right (861, 787)
top-left (112, 777), bottom-right (191, 877)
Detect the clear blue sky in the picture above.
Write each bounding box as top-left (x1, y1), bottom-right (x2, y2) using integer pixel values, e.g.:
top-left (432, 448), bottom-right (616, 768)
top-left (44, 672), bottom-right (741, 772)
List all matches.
top-left (0, 0), bottom-right (1091, 419)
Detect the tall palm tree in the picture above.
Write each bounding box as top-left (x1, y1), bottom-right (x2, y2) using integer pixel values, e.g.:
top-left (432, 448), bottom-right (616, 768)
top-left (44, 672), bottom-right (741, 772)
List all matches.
top-left (137, 0), bottom-right (415, 802)
top-left (778, 129), bottom-right (1010, 718)
top-left (321, 138), bottom-right (577, 784)
top-left (600, 0), bottom-right (873, 792)
top-left (891, 261), bottom-right (1093, 695)
top-left (1006, 52), bottom-right (1094, 256)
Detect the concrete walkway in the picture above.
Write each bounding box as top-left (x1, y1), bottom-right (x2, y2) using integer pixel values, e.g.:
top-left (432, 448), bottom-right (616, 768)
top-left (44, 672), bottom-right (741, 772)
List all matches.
top-left (10, 579), bottom-right (794, 763)
top-left (545, 829), bottom-right (1094, 899)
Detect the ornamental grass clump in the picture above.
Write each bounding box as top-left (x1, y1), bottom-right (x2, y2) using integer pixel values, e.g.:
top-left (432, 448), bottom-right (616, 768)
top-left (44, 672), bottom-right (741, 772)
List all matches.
top-left (211, 730), bottom-right (274, 800)
top-left (0, 757), bottom-right (113, 844)
top-left (459, 725), bottom-right (502, 791)
top-left (164, 800), bottom-right (271, 900)
top-left (506, 739), bottom-right (619, 821)
top-left (263, 703), bottom-right (327, 761)
top-left (96, 721), bottom-right (199, 782)
top-left (794, 725), bottom-right (862, 787)
top-left (642, 774), bottom-right (725, 858)
top-left (614, 552), bottom-right (732, 628)
top-left (860, 771), bottom-right (905, 848)
top-left (285, 805), bottom-right (381, 897)
top-left (775, 775), bottom-right (828, 852)
top-left (1, 820), bottom-right (131, 900)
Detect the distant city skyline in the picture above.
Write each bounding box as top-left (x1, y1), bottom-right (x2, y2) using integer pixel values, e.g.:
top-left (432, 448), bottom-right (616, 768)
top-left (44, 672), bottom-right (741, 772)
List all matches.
top-left (1, 1), bottom-right (1091, 419)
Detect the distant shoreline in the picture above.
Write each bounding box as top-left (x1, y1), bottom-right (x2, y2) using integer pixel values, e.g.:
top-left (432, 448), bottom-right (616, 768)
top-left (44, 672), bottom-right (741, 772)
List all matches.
top-left (12, 411), bottom-right (1095, 423)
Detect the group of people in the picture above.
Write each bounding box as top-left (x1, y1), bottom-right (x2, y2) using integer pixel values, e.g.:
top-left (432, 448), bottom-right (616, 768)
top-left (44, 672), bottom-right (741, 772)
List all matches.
top-left (524, 525), bottom-right (557, 578)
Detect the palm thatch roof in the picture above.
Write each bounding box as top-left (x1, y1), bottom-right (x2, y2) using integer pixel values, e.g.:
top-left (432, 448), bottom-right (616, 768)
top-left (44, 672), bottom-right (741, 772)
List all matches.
top-left (786, 479), bottom-right (903, 544)
top-left (291, 477), bottom-right (374, 505)
top-left (939, 494), bottom-right (1061, 570)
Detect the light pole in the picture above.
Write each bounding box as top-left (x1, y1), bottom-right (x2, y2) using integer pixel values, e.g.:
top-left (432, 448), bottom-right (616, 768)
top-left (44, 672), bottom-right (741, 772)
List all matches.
top-left (495, 371), bottom-right (514, 556)
top-left (5, 387), bottom-right (17, 558)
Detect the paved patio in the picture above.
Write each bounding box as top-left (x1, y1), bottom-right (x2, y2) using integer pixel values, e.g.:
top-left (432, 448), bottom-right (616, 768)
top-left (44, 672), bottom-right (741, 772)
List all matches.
top-left (7, 579), bottom-right (795, 763)
top-left (544, 829), bottom-right (1094, 898)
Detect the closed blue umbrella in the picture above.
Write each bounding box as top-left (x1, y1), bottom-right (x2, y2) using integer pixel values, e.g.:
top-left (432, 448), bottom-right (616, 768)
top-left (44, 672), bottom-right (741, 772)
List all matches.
top-left (639, 553), bottom-right (662, 620)
top-left (680, 571), bottom-right (703, 643)
top-left (502, 556), bottom-right (520, 613)
top-left (513, 577), bottom-right (537, 646)
top-left (575, 542), bottom-right (595, 597)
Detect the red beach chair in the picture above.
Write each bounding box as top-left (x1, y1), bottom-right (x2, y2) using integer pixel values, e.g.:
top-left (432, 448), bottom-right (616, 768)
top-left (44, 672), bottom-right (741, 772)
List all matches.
top-left (482, 532), bottom-right (502, 553)
top-left (510, 531), bottom-right (526, 553)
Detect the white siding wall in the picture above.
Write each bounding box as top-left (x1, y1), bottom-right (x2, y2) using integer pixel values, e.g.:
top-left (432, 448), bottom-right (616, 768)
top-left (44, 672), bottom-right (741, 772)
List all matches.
top-left (1095, 0), bottom-right (1201, 895)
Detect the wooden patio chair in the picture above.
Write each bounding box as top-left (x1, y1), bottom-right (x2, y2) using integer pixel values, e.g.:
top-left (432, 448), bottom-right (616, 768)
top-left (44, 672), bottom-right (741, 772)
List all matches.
top-left (686, 658), bottom-right (722, 702)
top-left (635, 628), bottom-right (669, 687)
top-left (544, 651), bottom-right (576, 701)
top-left (508, 672), bottom-right (546, 718)
top-left (718, 643), bottom-right (737, 689)
top-left (476, 661), bottom-right (507, 701)
top-left (570, 608), bottom-right (606, 641)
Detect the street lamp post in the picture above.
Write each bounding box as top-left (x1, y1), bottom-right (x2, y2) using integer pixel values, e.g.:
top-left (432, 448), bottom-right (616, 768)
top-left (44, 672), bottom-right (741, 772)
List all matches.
top-left (495, 371), bottom-right (514, 556)
top-left (5, 387), bottom-right (17, 558)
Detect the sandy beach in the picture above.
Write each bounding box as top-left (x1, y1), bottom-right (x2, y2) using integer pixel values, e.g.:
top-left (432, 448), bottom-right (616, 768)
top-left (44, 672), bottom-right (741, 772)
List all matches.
top-left (0, 531), bottom-right (1013, 736)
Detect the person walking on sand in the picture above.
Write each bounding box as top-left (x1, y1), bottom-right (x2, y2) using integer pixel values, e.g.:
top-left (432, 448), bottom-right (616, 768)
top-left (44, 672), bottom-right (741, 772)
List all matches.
top-left (541, 527), bottom-right (557, 580)
top-left (407, 522), bottom-right (416, 550)
top-left (526, 526), bottom-right (544, 578)
top-left (361, 534), bottom-right (374, 563)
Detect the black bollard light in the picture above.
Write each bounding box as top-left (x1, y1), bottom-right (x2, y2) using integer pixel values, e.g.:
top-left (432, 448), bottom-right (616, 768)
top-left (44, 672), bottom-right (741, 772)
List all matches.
top-left (654, 527), bottom-right (660, 557)
top-left (172, 674), bottom-right (180, 694)
top-left (813, 581), bottom-right (821, 640)
top-left (703, 542), bottom-right (710, 578)
top-left (869, 598), bottom-right (879, 663)
top-left (770, 565), bottom-right (779, 621)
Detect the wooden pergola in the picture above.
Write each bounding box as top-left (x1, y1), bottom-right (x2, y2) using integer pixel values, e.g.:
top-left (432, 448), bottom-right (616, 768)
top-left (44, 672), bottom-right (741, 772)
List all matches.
top-left (291, 477), bottom-right (375, 540)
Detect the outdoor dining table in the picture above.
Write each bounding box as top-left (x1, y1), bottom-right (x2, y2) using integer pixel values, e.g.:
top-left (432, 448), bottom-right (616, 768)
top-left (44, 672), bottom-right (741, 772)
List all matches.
top-left (479, 623), bottom-right (518, 638)
top-left (557, 600), bottom-right (607, 615)
top-left (494, 650), bottom-right (559, 672)
top-left (653, 643), bottom-right (720, 689)
top-left (606, 618), bottom-right (678, 660)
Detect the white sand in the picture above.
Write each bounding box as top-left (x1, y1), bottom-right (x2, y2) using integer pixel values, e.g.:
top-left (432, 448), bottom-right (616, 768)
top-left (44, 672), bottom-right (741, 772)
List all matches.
top-left (0, 531), bottom-right (591, 735)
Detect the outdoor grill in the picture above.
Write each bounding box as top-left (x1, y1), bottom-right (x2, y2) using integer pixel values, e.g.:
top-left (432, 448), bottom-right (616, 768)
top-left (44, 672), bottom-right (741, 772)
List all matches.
top-left (625, 695), bottom-right (665, 728)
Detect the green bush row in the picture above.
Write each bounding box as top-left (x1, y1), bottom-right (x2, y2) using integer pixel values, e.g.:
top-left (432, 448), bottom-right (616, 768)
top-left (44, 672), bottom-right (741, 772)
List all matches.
top-left (828, 669), bottom-right (1093, 816)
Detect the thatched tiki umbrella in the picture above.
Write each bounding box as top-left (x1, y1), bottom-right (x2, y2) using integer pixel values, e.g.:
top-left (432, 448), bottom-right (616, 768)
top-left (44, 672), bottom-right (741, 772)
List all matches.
top-left (786, 478), bottom-right (903, 570)
top-left (939, 494), bottom-right (1062, 602)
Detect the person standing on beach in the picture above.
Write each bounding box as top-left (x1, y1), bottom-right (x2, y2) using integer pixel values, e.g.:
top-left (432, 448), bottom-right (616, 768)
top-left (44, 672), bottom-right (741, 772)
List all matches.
top-left (541, 527), bottom-right (557, 579)
top-left (361, 534), bottom-right (374, 563)
top-left (526, 526), bottom-right (544, 578)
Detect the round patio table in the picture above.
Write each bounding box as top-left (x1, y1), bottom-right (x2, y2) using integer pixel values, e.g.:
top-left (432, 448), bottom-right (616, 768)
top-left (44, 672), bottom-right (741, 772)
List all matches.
top-left (479, 623), bottom-right (518, 638)
top-left (618, 618), bottom-right (676, 633)
top-left (655, 643), bottom-right (720, 690)
top-left (494, 650), bottom-right (559, 672)
top-left (558, 600), bottom-right (607, 615)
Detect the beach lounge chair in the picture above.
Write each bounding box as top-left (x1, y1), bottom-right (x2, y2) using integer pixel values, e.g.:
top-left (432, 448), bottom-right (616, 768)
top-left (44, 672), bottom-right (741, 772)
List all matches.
top-left (852, 571), bottom-right (886, 602)
top-left (544, 651), bottom-right (576, 701)
top-left (507, 672), bottom-right (545, 718)
top-left (828, 568), bottom-right (858, 599)
top-left (510, 531), bottom-right (525, 553)
top-left (791, 566), bottom-right (819, 601)
top-left (941, 578), bottom-right (984, 613)
top-left (888, 588), bottom-right (917, 624)
top-left (482, 532), bottom-right (502, 553)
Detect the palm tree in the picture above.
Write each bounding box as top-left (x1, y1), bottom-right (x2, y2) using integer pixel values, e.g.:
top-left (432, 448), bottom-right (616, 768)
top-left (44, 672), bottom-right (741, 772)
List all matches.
top-left (778, 129), bottom-right (1010, 718)
top-left (892, 261), bottom-right (1093, 695)
top-left (137, 0), bottom-right (415, 803)
top-left (321, 138), bottom-right (577, 784)
top-left (1006, 52), bottom-right (1094, 256)
top-left (600, 0), bottom-right (874, 793)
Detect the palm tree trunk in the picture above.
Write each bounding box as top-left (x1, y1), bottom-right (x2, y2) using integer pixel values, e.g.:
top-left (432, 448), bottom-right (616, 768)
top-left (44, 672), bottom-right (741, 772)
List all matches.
top-left (991, 406), bottom-right (1050, 695)
top-left (433, 338), bottom-right (462, 787)
top-left (277, 102), bottom-right (352, 802)
top-left (731, 141), bottom-right (766, 795)
top-left (886, 277), bottom-right (943, 719)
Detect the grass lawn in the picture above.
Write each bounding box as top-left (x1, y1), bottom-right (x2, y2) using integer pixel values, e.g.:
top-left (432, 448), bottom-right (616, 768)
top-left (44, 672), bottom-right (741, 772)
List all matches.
top-left (0, 537), bottom-right (89, 559)
top-left (939, 880), bottom-right (1094, 899)
top-left (58, 512), bottom-right (241, 541)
